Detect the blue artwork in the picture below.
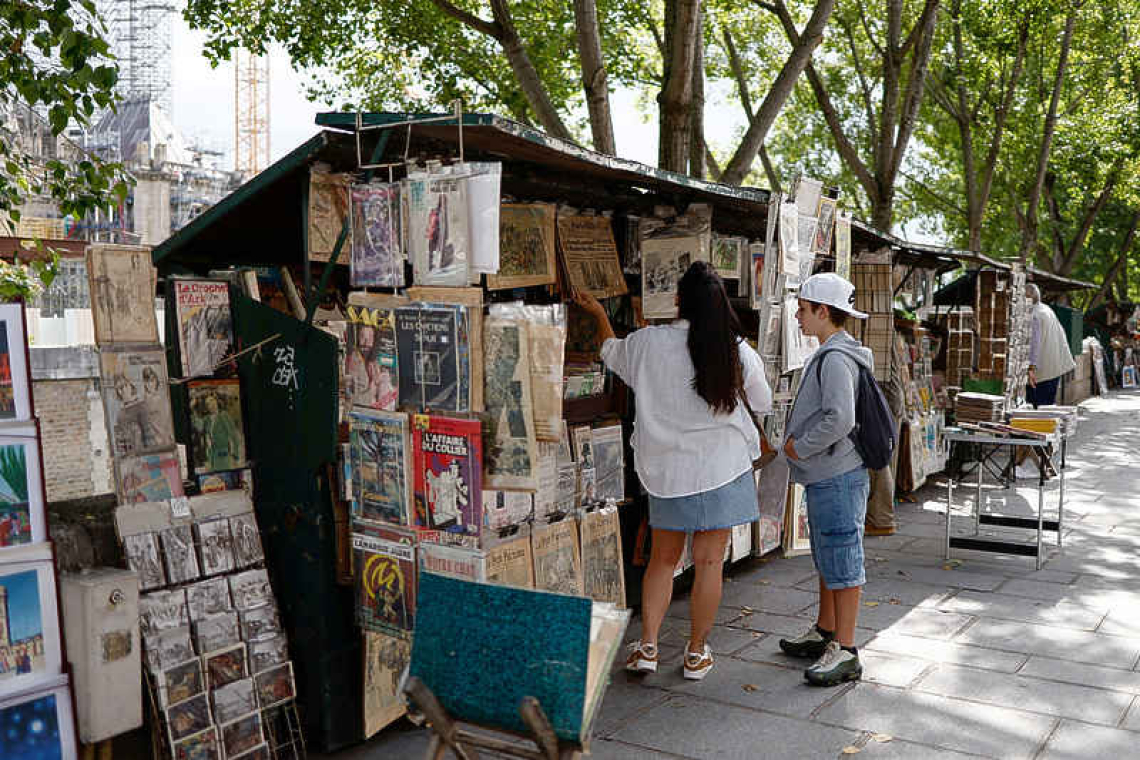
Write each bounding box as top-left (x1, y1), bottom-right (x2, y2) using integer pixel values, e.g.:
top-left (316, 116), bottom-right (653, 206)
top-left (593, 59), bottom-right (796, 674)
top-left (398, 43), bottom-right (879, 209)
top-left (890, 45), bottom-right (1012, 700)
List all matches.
top-left (1, 569), bottom-right (42, 642)
top-left (0, 693), bottom-right (62, 760)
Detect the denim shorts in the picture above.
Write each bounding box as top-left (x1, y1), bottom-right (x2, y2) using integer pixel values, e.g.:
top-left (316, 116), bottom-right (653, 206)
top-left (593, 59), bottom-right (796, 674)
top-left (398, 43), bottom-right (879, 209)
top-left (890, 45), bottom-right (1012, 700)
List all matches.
top-left (806, 467), bottom-right (870, 589)
top-left (648, 470), bottom-right (759, 533)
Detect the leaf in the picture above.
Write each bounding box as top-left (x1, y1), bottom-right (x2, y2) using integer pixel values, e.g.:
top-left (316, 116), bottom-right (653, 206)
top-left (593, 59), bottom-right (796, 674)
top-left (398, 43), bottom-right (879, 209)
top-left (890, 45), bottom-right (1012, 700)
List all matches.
top-left (872, 733), bottom-right (893, 743)
top-left (864, 601), bottom-right (880, 607)
top-left (841, 746), bottom-right (861, 754)
top-left (741, 684), bottom-right (758, 692)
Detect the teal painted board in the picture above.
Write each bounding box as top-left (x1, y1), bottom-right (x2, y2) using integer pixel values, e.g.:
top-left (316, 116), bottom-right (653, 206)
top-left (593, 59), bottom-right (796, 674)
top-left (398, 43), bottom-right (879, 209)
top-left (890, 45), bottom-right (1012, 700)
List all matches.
top-left (410, 572), bottom-right (592, 742)
top-left (231, 294), bottom-right (363, 751)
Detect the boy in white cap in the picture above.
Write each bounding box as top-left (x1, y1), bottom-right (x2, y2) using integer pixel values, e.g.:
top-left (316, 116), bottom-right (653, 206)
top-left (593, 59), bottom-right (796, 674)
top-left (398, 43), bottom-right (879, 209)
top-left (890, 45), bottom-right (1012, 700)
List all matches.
top-left (777, 273), bottom-right (874, 686)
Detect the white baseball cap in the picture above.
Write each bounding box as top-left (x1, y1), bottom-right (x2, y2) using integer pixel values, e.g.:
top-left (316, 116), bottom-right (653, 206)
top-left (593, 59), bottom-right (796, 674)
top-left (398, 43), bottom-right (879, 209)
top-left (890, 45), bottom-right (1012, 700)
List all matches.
top-left (799, 272), bottom-right (868, 319)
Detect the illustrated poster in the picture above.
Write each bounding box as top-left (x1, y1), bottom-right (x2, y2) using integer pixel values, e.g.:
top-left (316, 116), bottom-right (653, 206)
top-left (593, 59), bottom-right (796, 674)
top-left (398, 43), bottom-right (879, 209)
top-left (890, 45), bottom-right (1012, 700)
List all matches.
top-left (406, 174), bottom-right (470, 287)
top-left (86, 244), bottom-right (159, 344)
top-left (641, 232), bottom-right (704, 320)
top-left (487, 203), bottom-right (557, 290)
top-left (556, 214), bottom-right (628, 299)
top-left (100, 347), bottom-right (175, 458)
top-left (0, 304), bottom-right (32, 422)
top-left (482, 319), bottom-right (538, 491)
top-left (712, 235), bottom-right (744, 281)
top-left (349, 409), bottom-right (412, 526)
top-left (363, 631), bottom-right (411, 737)
top-left (352, 521), bottom-right (416, 637)
top-left (188, 379), bottom-right (246, 475)
top-left (0, 549), bottom-right (63, 694)
top-left (411, 414), bottom-right (482, 536)
top-left (345, 296), bottom-right (403, 412)
top-left (115, 450), bottom-right (183, 505)
top-left (172, 279), bottom-right (234, 379)
top-left (308, 170), bottom-right (351, 263)
top-left (351, 182), bottom-right (404, 287)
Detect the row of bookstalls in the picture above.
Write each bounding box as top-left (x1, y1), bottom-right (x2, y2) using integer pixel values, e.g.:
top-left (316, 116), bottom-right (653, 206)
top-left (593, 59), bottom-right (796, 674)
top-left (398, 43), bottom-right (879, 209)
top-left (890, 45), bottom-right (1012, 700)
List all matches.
top-left (143, 111), bottom-right (1094, 753)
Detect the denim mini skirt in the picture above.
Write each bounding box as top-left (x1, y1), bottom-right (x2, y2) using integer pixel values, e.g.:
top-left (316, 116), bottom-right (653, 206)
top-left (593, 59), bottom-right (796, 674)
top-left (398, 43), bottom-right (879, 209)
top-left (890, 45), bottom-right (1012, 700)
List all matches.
top-left (648, 469), bottom-right (759, 532)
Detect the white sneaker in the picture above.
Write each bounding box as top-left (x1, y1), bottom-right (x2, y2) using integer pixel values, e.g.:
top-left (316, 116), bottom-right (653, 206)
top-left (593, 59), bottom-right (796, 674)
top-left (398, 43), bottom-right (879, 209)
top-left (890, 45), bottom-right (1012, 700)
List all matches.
top-left (683, 642), bottom-right (714, 680)
top-left (624, 641), bottom-right (658, 673)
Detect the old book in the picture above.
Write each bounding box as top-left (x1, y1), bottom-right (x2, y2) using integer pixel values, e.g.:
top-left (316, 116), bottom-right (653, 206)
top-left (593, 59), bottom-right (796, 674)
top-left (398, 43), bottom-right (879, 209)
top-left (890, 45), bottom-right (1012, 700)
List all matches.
top-left (411, 414), bottom-right (483, 536)
top-left (487, 203), bottom-right (558, 290)
top-left (172, 279), bottom-right (234, 378)
top-left (194, 518), bottom-right (236, 576)
top-left (349, 408), bottom-right (412, 526)
top-left (86, 243), bottom-right (158, 345)
top-left (363, 631), bottom-right (411, 737)
top-left (116, 450), bottom-right (183, 505)
top-left (123, 532), bottom-right (166, 591)
top-left (579, 507), bottom-right (626, 607)
top-left (482, 490), bottom-right (533, 531)
top-left (188, 379), bottom-right (246, 475)
top-left (482, 318), bottom-right (539, 491)
top-left (484, 531), bottom-right (534, 589)
top-left (100, 346), bottom-right (175, 458)
top-left (531, 518), bottom-right (583, 596)
top-left (591, 423), bottom-right (624, 503)
top-left (641, 231), bottom-right (703, 320)
top-left (308, 169), bottom-right (351, 263)
top-left (395, 303), bottom-right (470, 412)
top-left (211, 677), bottom-right (258, 725)
top-left (406, 172), bottom-right (471, 286)
top-left (556, 214), bottom-right (628, 299)
top-left (351, 182), bottom-right (405, 287)
top-left (352, 521), bottom-right (416, 637)
top-left (405, 286), bottom-right (484, 412)
top-left (160, 526), bottom-right (201, 585)
top-left (345, 293), bottom-right (406, 412)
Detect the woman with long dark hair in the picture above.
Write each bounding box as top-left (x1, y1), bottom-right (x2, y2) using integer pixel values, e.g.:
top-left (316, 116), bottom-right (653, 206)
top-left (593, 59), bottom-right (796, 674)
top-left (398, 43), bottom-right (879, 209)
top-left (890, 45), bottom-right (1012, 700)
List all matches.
top-left (574, 261), bottom-right (771, 680)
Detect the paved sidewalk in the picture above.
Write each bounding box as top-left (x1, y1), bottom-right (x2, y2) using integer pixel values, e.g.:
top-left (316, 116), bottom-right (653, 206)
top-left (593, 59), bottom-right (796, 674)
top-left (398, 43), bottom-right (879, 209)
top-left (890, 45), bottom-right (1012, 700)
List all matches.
top-left (328, 389), bottom-right (1140, 759)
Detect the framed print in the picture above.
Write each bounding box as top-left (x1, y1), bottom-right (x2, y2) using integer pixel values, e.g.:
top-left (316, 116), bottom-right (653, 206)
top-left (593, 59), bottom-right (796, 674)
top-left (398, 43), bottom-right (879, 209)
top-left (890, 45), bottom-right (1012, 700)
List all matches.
top-left (115, 450), bottom-right (183, 505)
top-left (194, 519), bottom-right (235, 577)
top-left (0, 425), bottom-right (46, 552)
top-left (122, 532), bottom-right (166, 591)
top-left (86, 243), bottom-right (159, 345)
top-left (0, 544), bottom-right (63, 693)
top-left (0, 675), bottom-right (77, 760)
top-left (247, 636), bottom-right (288, 675)
top-left (155, 658), bottom-right (204, 708)
top-left (228, 569), bottom-right (271, 611)
top-left (253, 661), bottom-right (294, 709)
top-left (204, 643), bottom-right (247, 690)
top-left (139, 589), bottom-right (188, 637)
top-left (211, 677), bottom-right (257, 724)
top-left (165, 692), bottom-right (212, 744)
top-left (187, 380), bottom-right (246, 475)
top-left (185, 577), bottom-right (232, 621)
top-left (219, 712), bottom-right (264, 759)
top-left (0, 303), bottom-right (32, 423)
top-left (172, 726), bottom-right (219, 760)
top-left (99, 346), bottom-right (176, 458)
top-left (227, 513), bottom-right (264, 569)
top-left (160, 526), bottom-right (201, 585)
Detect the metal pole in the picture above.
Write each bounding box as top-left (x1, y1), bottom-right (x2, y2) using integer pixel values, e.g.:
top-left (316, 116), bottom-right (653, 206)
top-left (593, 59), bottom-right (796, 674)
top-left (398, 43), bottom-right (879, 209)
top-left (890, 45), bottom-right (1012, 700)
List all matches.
top-left (1058, 437), bottom-right (1066, 548)
top-left (945, 471), bottom-right (954, 560)
top-left (975, 444), bottom-right (984, 535)
top-left (1036, 449), bottom-right (1045, 570)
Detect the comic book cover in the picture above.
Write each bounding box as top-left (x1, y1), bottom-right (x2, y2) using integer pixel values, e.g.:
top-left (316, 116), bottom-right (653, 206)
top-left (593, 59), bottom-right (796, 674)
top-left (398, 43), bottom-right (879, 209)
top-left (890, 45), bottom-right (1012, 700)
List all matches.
top-left (411, 414), bottom-right (482, 536)
top-left (172, 279), bottom-right (234, 379)
top-left (345, 294), bottom-right (405, 411)
top-left (352, 520), bottom-right (416, 637)
top-left (406, 173), bottom-right (470, 287)
top-left (395, 304), bottom-right (469, 412)
top-left (100, 346), bottom-right (176, 457)
top-left (349, 409), bottom-right (412, 525)
top-left (351, 182), bottom-right (404, 287)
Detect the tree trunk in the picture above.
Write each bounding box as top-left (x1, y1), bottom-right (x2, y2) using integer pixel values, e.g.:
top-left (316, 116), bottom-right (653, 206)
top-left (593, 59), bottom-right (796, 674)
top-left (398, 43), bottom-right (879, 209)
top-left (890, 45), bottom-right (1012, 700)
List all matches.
top-left (658, 0), bottom-right (701, 173)
top-left (720, 0), bottom-right (837, 185)
top-left (689, 2), bottom-right (706, 179)
top-left (1088, 208), bottom-right (1140, 310)
top-left (573, 0), bottom-right (615, 154)
top-left (1018, 10), bottom-right (1076, 264)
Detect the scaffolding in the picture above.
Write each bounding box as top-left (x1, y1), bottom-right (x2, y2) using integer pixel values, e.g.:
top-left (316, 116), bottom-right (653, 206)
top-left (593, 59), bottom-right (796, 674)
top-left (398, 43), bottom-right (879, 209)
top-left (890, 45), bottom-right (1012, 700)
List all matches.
top-left (235, 49), bottom-right (271, 178)
top-left (97, 0), bottom-right (176, 114)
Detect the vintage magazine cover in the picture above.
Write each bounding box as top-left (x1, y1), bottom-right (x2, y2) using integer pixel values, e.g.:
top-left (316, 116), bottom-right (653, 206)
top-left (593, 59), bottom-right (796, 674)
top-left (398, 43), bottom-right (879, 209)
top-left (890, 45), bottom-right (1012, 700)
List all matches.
top-left (482, 318), bottom-right (539, 491)
top-left (487, 203), bottom-right (557, 290)
top-left (309, 169), bottom-right (351, 262)
top-left (116, 450), bottom-right (183, 504)
top-left (351, 182), bottom-right (404, 287)
top-left (580, 507), bottom-right (626, 607)
top-left (814, 195), bottom-right (837, 256)
top-left (484, 532), bottom-right (534, 588)
top-left (406, 173), bottom-right (471, 286)
top-left (363, 631), bottom-right (411, 737)
top-left (482, 490), bottom-right (533, 531)
top-left (711, 235), bottom-right (744, 282)
top-left (526, 318), bottom-right (566, 442)
top-left (345, 293), bottom-right (406, 411)
top-left (188, 379), bottom-right (246, 475)
top-left (86, 244), bottom-right (159, 344)
top-left (591, 423), bottom-right (624, 503)
top-left (405, 287), bottom-right (484, 412)
top-left (641, 230), bottom-right (705, 320)
top-left (352, 521), bottom-right (417, 637)
top-left (411, 414), bottom-right (482, 536)
top-left (172, 279), bottom-right (234, 378)
top-left (531, 519), bottom-right (583, 596)
top-left (350, 408), bottom-right (412, 525)
top-left (534, 442), bottom-right (559, 521)
top-left (395, 304), bottom-right (470, 412)
top-left (556, 214), bottom-right (628, 299)
top-left (99, 346), bottom-right (175, 458)
top-left (418, 542), bottom-right (486, 582)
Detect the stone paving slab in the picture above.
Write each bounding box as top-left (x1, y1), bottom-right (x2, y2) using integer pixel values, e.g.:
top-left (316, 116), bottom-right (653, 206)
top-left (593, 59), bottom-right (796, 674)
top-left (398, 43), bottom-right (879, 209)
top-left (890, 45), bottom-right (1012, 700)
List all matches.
top-left (913, 662), bottom-right (1133, 726)
top-left (863, 631), bottom-right (1028, 673)
top-left (1018, 655), bottom-right (1140, 695)
top-left (854, 603), bottom-right (975, 640)
top-left (936, 589), bottom-right (1107, 631)
top-left (954, 618), bottom-right (1140, 669)
top-left (733, 629), bottom-right (877, 669)
top-left (718, 583), bottom-right (818, 614)
top-left (857, 651), bottom-right (929, 688)
top-left (725, 610), bottom-right (813, 637)
top-left (727, 559), bottom-right (818, 588)
top-left (1122, 699), bottom-right (1140, 731)
top-left (841, 736), bottom-right (992, 759)
top-left (1037, 720), bottom-right (1140, 760)
top-left (663, 656), bottom-right (841, 718)
top-left (585, 738), bottom-right (686, 758)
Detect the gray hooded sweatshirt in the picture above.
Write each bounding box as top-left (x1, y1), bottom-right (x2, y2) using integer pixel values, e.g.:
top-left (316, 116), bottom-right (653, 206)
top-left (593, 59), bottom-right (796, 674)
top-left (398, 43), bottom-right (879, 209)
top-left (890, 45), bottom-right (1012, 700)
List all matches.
top-left (785, 330), bottom-right (875, 485)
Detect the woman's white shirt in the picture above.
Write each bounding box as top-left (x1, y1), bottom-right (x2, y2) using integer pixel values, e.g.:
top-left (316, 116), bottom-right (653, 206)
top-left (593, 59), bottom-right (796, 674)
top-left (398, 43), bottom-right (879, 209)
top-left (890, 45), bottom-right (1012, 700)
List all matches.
top-left (600, 321), bottom-right (772, 498)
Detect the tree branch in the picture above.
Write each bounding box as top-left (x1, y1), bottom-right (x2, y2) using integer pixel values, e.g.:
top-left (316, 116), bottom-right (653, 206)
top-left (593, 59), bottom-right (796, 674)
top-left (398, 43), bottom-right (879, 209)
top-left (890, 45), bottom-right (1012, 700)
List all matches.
top-left (427, 0), bottom-right (500, 39)
top-left (1060, 163), bottom-right (1121, 275)
top-left (901, 169), bottom-right (967, 217)
top-left (1088, 208), bottom-right (1140, 309)
top-left (889, 0), bottom-right (941, 187)
top-left (840, 14), bottom-right (878, 145)
top-left (759, 144), bottom-right (782, 193)
top-left (573, 0), bottom-right (616, 154)
top-left (900, 0), bottom-right (941, 56)
top-left (722, 26), bottom-right (753, 119)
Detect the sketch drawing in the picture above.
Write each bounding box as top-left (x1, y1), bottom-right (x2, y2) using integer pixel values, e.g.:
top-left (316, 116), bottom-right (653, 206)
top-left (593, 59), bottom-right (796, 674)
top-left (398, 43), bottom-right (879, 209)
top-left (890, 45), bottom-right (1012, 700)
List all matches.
top-left (186, 577), bottom-right (232, 621)
top-left (194, 519), bottom-right (236, 576)
top-left (100, 347), bottom-right (175, 457)
top-left (139, 589), bottom-right (188, 637)
top-left (211, 677), bottom-right (257, 725)
top-left (188, 380), bottom-right (246, 475)
top-left (193, 612), bottom-right (240, 655)
top-left (123, 532), bottom-right (166, 590)
top-left (86, 244), bottom-right (159, 344)
top-left (172, 279), bottom-right (234, 378)
top-left (641, 233), bottom-right (701, 319)
top-left (160, 526), bottom-right (201, 585)
top-left (147, 627), bottom-right (194, 672)
top-left (228, 569), bottom-right (272, 611)
top-left (239, 605), bottom-right (281, 643)
top-left (482, 319), bottom-right (538, 490)
top-left (487, 203), bottom-right (557, 290)
top-left (351, 182), bottom-right (404, 287)
top-left (248, 636), bottom-right (288, 674)
top-left (228, 513), bottom-right (265, 568)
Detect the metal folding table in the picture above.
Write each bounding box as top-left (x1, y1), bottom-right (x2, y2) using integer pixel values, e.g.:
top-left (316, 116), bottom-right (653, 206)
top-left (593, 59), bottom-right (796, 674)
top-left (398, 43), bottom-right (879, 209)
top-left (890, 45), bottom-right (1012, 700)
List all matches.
top-left (943, 429), bottom-right (1066, 570)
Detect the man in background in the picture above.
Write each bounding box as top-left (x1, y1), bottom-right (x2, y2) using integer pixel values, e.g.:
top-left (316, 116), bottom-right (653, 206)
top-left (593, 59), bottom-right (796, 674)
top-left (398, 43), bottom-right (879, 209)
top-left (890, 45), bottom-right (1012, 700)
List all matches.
top-left (1017, 284), bottom-right (1075, 479)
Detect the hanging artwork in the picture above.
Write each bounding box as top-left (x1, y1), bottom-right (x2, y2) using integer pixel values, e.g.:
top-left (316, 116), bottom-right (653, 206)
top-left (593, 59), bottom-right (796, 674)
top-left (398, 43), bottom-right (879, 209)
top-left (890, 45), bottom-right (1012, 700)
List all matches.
top-left (591, 424), bottom-right (624, 503)
top-left (482, 318), bottom-right (539, 491)
top-left (749, 242), bottom-right (766, 310)
top-left (406, 172), bottom-right (471, 287)
top-left (711, 235), bottom-right (744, 281)
top-left (363, 631), bottom-right (410, 737)
top-left (115, 450), bottom-right (183, 505)
top-left (188, 379), bottom-right (246, 475)
top-left (531, 519), bottom-right (582, 596)
top-left (228, 513), bottom-right (264, 568)
top-left (778, 202), bottom-right (798, 278)
top-left (755, 457), bottom-right (789, 556)
top-left (0, 426), bottom-right (45, 552)
top-left (834, 212), bottom-right (852, 280)
top-left (782, 296), bottom-right (818, 373)
top-left (0, 675), bottom-right (77, 760)
top-left (345, 294), bottom-right (405, 412)
top-left (0, 304), bottom-right (31, 422)
top-left (86, 244), bottom-right (158, 345)
top-left (308, 169), bottom-right (351, 263)
top-left (161, 526), bottom-right (201, 586)
top-left (641, 231), bottom-right (704, 320)
top-left (349, 409), bottom-right (412, 526)
top-left (99, 347), bottom-right (175, 458)
top-left (395, 304), bottom-right (470, 413)
top-left (411, 414), bottom-right (483, 536)
top-left (487, 203), bottom-right (557, 290)
top-left (122, 532), bottom-right (165, 591)
top-left (352, 521), bottom-right (416, 637)
top-left (172, 279), bottom-right (234, 379)
top-left (351, 182), bottom-right (404, 287)
top-left (814, 195), bottom-right (838, 256)
top-left (0, 545), bottom-right (63, 694)
top-left (556, 214), bottom-right (628, 299)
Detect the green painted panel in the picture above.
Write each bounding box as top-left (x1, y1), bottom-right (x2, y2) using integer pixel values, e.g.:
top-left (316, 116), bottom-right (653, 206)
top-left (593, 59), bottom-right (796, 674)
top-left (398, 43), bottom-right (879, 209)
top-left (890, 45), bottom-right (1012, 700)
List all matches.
top-left (1049, 304), bottom-right (1083, 357)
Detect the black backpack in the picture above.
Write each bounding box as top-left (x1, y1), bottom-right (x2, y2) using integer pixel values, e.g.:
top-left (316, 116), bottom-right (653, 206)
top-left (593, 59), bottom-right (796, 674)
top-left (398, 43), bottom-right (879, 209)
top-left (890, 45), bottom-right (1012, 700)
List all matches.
top-left (813, 349), bottom-right (896, 470)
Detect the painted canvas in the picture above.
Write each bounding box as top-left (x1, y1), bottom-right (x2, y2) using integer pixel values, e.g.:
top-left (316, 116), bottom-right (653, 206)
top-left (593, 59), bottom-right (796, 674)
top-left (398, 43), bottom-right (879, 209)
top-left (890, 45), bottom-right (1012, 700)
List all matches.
top-left (363, 631), bottom-right (410, 737)
top-left (0, 678), bottom-right (76, 760)
top-left (406, 173), bottom-right (471, 286)
top-left (0, 428), bottom-right (45, 551)
top-left (161, 526), bottom-right (201, 585)
top-left (308, 170), bottom-right (351, 263)
top-left (86, 244), bottom-right (158, 345)
top-left (0, 556), bottom-right (62, 691)
top-left (351, 182), bottom-right (404, 287)
top-left (350, 409), bottom-right (412, 525)
top-left (188, 379), bottom-right (246, 475)
top-left (0, 304), bottom-right (32, 422)
top-left (122, 532), bottom-right (166, 590)
top-left (556, 214), bottom-right (628, 299)
top-left (411, 414), bottom-right (483, 535)
top-left (172, 279), bottom-right (234, 379)
top-left (482, 318), bottom-right (538, 491)
top-left (115, 450), bottom-right (183, 505)
top-left (487, 203), bottom-right (557, 290)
